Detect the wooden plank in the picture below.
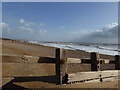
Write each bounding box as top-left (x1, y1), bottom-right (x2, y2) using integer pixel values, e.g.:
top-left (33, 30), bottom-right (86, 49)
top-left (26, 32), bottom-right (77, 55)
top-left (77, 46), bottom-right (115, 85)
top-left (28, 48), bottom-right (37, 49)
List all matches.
top-left (67, 64), bottom-right (91, 74)
top-left (2, 63), bottom-right (55, 77)
top-left (2, 55), bottom-right (55, 63)
top-left (67, 50), bottom-right (90, 59)
top-left (100, 64), bottom-right (115, 70)
top-left (102, 77), bottom-right (118, 82)
top-left (55, 48), bottom-right (68, 85)
top-left (68, 71), bottom-right (100, 83)
top-left (67, 58), bottom-right (81, 63)
top-left (68, 79), bottom-right (100, 84)
top-left (101, 70), bottom-right (118, 78)
top-left (2, 55), bottom-right (39, 63)
top-left (68, 70), bottom-right (119, 83)
top-left (102, 59), bottom-right (110, 64)
top-left (84, 79), bottom-right (100, 83)
top-left (81, 58), bottom-right (114, 64)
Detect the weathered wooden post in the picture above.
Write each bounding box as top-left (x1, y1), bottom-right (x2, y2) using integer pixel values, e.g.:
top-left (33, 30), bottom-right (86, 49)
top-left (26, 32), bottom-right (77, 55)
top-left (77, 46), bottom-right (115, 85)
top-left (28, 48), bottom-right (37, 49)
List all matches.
top-left (55, 48), bottom-right (68, 85)
top-left (115, 55), bottom-right (120, 70)
top-left (90, 52), bottom-right (100, 71)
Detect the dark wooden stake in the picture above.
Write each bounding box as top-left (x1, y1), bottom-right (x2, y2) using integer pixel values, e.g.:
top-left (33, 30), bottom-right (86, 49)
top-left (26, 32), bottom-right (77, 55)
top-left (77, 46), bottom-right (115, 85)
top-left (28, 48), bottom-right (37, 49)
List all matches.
top-left (55, 48), bottom-right (68, 85)
top-left (91, 52), bottom-right (100, 71)
top-left (115, 55), bottom-right (120, 70)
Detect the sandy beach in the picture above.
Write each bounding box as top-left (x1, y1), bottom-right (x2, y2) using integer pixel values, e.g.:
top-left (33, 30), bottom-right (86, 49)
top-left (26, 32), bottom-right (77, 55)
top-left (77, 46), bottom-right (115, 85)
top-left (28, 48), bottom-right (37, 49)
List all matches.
top-left (1, 38), bottom-right (119, 89)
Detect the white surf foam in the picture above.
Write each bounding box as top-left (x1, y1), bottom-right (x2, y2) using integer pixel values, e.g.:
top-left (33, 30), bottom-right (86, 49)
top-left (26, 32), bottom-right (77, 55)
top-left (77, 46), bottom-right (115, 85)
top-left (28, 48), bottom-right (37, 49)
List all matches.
top-left (29, 41), bottom-right (119, 55)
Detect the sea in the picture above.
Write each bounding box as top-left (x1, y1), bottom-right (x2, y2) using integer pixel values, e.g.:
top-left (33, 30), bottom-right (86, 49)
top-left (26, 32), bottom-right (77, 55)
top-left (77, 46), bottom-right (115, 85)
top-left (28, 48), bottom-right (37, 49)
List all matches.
top-left (29, 41), bottom-right (119, 56)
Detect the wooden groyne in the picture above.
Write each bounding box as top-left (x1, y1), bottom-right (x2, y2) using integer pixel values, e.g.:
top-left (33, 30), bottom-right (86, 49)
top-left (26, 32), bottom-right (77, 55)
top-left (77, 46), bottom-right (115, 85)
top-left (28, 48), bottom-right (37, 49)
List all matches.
top-left (2, 48), bottom-right (120, 85)
top-left (1, 38), bottom-right (119, 86)
top-left (55, 48), bottom-right (119, 85)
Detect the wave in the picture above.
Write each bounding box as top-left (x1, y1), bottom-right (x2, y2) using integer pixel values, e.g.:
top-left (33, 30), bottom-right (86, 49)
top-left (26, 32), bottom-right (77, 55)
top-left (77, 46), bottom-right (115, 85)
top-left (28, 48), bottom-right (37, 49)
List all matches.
top-left (28, 41), bottom-right (119, 55)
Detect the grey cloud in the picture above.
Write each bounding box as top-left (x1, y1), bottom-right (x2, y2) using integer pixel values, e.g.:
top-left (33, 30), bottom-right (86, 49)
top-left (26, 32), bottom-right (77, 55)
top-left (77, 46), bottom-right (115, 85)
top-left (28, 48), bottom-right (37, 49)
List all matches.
top-left (75, 23), bottom-right (118, 44)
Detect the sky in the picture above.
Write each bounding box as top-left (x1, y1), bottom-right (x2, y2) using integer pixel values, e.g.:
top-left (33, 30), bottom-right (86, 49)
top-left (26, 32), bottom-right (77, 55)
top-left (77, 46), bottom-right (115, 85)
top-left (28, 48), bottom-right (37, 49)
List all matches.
top-left (2, 2), bottom-right (118, 43)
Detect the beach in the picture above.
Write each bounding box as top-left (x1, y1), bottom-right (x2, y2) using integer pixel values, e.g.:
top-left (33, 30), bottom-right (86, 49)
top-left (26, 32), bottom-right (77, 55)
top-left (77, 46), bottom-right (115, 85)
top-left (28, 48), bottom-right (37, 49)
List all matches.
top-left (1, 38), bottom-right (119, 89)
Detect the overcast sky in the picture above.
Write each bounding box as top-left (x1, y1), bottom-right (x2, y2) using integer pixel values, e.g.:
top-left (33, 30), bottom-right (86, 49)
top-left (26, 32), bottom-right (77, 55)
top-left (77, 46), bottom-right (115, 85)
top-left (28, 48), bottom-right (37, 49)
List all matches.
top-left (2, 2), bottom-right (118, 43)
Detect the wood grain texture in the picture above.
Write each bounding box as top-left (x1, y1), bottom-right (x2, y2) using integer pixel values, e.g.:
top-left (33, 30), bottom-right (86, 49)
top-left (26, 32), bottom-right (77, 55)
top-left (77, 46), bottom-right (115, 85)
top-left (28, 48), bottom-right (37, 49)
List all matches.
top-left (67, 64), bottom-right (91, 74)
top-left (2, 63), bottom-right (55, 77)
top-left (2, 55), bottom-right (56, 63)
top-left (67, 58), bottom-right (81, 63)
top-left (68, 71), bottom-right (100, 83)
top-left (55, 48), bottom-right (67, 85)
top-left (68, 70), bottom-right (119, 83)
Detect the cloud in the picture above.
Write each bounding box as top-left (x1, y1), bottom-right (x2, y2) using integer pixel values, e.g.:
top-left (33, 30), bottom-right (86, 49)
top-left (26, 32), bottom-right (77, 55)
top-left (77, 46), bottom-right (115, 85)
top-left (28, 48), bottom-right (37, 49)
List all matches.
top-left (19, 19), bottom-right (45, 28)
top-left (19, 19), bottom-right (25, 24)
top-left (60, 26), bottom-right (65, 29)
top-left (39, 29), bottom-right (47, 33)
top-left (19, 26), bottom-right (33, 34)
top-left (2, 19), bottom-right (48, 41)
top-left (1, 22), bottom-right (11, 35)
top-left (39, 23), bottom-right (45, 27)
top-left (1, 22), bottom-right (33, 34)
top-left (19, 19), bottom-right (35, 27)
top-left (2, 19), bottom-right (118, 44)
top-left (105, 22), bottom-right (118, 30)
top-left (74, 22), bottom-right (118, 44)
top-left (1, 22), bottom-right (10, 30)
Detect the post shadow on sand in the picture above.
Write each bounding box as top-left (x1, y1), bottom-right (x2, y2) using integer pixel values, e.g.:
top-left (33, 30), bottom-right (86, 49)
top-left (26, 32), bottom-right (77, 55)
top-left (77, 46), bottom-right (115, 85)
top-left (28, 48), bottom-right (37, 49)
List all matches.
top-left (37, 57), bottom-right (56, 63)
top-left (2, 75), bottom-right (56, 89)
top-left (2, 80), bottom-right (27, 90)
top-left (12, 75), bottom-right (56, 83)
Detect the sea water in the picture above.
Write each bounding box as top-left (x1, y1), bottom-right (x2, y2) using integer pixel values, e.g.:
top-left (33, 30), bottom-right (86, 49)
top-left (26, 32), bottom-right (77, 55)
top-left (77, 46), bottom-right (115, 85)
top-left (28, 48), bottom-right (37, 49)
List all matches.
top-left (29, 41), bottom-right (119, 56)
